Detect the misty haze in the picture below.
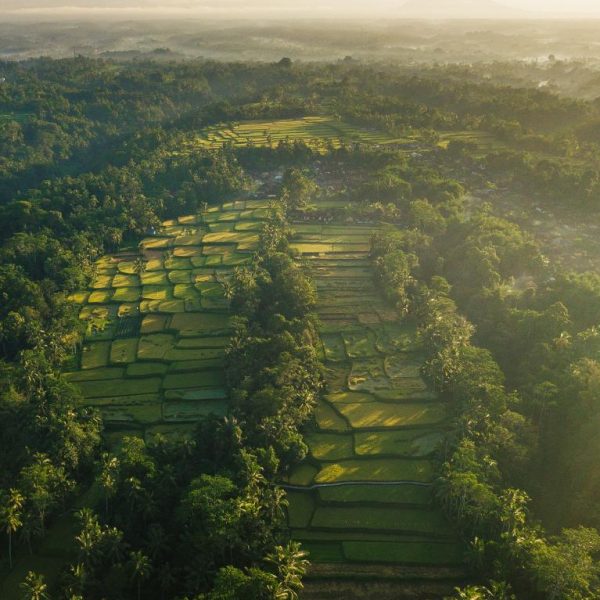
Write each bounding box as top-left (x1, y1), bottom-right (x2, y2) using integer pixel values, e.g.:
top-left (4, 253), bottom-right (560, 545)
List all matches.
top-left (2, 3), bottom-right (600, 600)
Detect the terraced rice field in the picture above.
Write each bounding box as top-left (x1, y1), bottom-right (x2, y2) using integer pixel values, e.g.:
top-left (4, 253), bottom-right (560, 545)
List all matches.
top-left (184, 116), bottom-right (409, 151)
top-left (66, 199), bottom-right (270, 446)
top-left (285, 221), bottom-right (463, 569)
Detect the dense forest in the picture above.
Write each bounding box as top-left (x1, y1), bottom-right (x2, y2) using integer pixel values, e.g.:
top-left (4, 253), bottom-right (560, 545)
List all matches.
top-left (2, 55), bottom-right (600, 599)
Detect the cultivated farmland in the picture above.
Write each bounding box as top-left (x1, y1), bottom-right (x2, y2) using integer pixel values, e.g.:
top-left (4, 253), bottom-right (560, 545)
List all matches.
top-left (285, 220), bottom-right (464, 570)
top-left (180, 116), bottom-right (498, 157)
top-left (66, 199), bottom-right (270, 445)
top-left (185, 116), bottom-right (409, 151)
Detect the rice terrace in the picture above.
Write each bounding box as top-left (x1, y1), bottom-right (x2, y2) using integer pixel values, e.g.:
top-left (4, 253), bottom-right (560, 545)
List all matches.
top-left (58, 183), bottom-right (466, 597)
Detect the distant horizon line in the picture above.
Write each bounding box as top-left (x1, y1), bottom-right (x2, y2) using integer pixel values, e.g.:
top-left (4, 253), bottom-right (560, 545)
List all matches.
top-left (4, 10), bottom-right (600, 22)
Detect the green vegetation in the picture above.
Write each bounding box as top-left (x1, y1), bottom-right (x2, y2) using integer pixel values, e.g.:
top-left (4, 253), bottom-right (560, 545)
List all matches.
top-left (3, 53), bottom-right (600, 599)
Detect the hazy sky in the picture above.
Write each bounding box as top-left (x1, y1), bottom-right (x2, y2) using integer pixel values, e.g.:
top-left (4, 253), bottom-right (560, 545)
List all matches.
top-left (3, 0), bottom-right (600, 18)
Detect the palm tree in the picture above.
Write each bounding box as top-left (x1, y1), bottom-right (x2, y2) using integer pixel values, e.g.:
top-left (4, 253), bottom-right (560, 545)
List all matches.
top-left (266, 541), bottom-right (309, 600)
top-left (0, 488), bottom-right (24, 569)
top-left (128, 550), bottom-right (151, 600)
top-left (20, 571), bottom-right (49, 600)
top-left (98, 454), bottom-right (119, 514)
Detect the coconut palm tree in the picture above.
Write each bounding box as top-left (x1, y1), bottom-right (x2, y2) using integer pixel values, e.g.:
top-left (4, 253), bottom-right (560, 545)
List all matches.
top-left (266, 541), bottom-right (309, 600)
top-left (128, 550), bottom-right (151, 600)
top-left (0, 488), bottom-right (24, 569)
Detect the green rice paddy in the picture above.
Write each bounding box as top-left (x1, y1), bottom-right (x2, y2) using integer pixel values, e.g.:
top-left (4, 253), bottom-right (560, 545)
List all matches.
top-left (66, 198), bottom-right (270, 444)
top-left (285, 219), bottom-right (463, 568)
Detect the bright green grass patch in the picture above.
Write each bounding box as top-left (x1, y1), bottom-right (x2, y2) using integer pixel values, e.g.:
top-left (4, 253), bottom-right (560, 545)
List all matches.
top-left (336, 402), bottom-right (446, 429)
top-left (209, 222), bottom-right (236, 233)
top-left (287, 463), bottom-right (319, 487)
top-left (126, 362), bottom-right (169, 377)
top-left (81, 341), bottom-right (111, 370)
top-left (342, 541), bottom-right (464, 565)
top-left (142, 285), bottom-right (173, 301)
top-left (170, 312), bottom-right (231, 335)
top-left (174, 247), bottom-right (203, 258)
top-left (137, 334), bottom-right (175, 360)
top-left (65, 367), bottom-right (125, 382)
top-left (325, 391), bottom-right (376, 404)
top-left (321, 333), bottom-right (347, 362)
top-left (173, 284), bottom-right (199, 300)
top-left (91, 274), bottom-right (113, 289)
top-left (315, 402), bottom-right (351, 432)
top-left (287, 491), bottom-right (316, 529)
top-left (314, 459), bottom-right (434, 484)
top-left (112, 287), bottom-right (141, 303)
top-left (88, 290), bottom-right (114, 304)
top-left (140, 237), bottom-right (171, 250)
top-left (158, 300), bottom-right (186, 313)
top-left (290, 242), bottom-right (334, 254)
top-left (67, 291), bottom-right (90, 304)
top-left (140, 271), bottom-right (168, 286)
top-left (221, 253), bottom-right (251, 267)
top-left (354, 431), bottom-right (444, 457)
top-left (310, 506), bottom-right (452, 535)
top-left (110, 338), bottom-right (139, 364)
top-left (318, 484), bottom-right (432, 505)
top-left (140, 314), bottom-right (170, 334)
top-left (168, 270), bottom-right (192, 284)
top-left (195, 282), bottom-right (225, 297)
top-left (139, 300), bottom-right (163, 313)
top-left (306, 432), bottom-right (354, 461)
top-left (77, 378), bottom-right (162, 399)
top-left (112, 274), bottom-right (139, 288)
top-left (164, 257), bottom-right (192, 270)
top-left (234, 221), bottom-right (263, 232)
top-left (117, 302), bottom-right (139, 318)
top-left (162, 371), bottom-right (225, 389)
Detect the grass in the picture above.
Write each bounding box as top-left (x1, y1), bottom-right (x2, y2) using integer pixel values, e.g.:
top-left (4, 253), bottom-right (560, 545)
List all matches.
top-left (286, 492), bottom-right (316, 529)
top-left (318, 484), bottom-right (433, 505)
top-left (354, 431), bottom-right (444, 457)
top-left (110, 338), bottom-right (139, 364)
top-left (81, 341), bottom-right (111, 369)
top-left (310, 506), bottom-right (452, 535)
top-left (315, 402), bottom-right (351, 432)
top-left (306, 432), bottom-right (354, 461)
top-left (137, 334), bottom-right (175, 360)
top-left (342, 541), bottom-right (464, 565)
top-left (314, 459), bottom-right (434, 484)
top-left (162, 400), bottom-right (227, 421)
top-left (162, 371), bottom-right (224, 389)
top-left (76, 378), bottom-right (162, 398)
top-left (65, 367), bottom-right (125, 382)
top-left (287, 464), bottom-right (319, 487)
top-left (343, 331), bottom-right (379, 359)
top-left (335, 402), bottom-right (446, 429)
top-left (321, 333), bottom-right (347, 361)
